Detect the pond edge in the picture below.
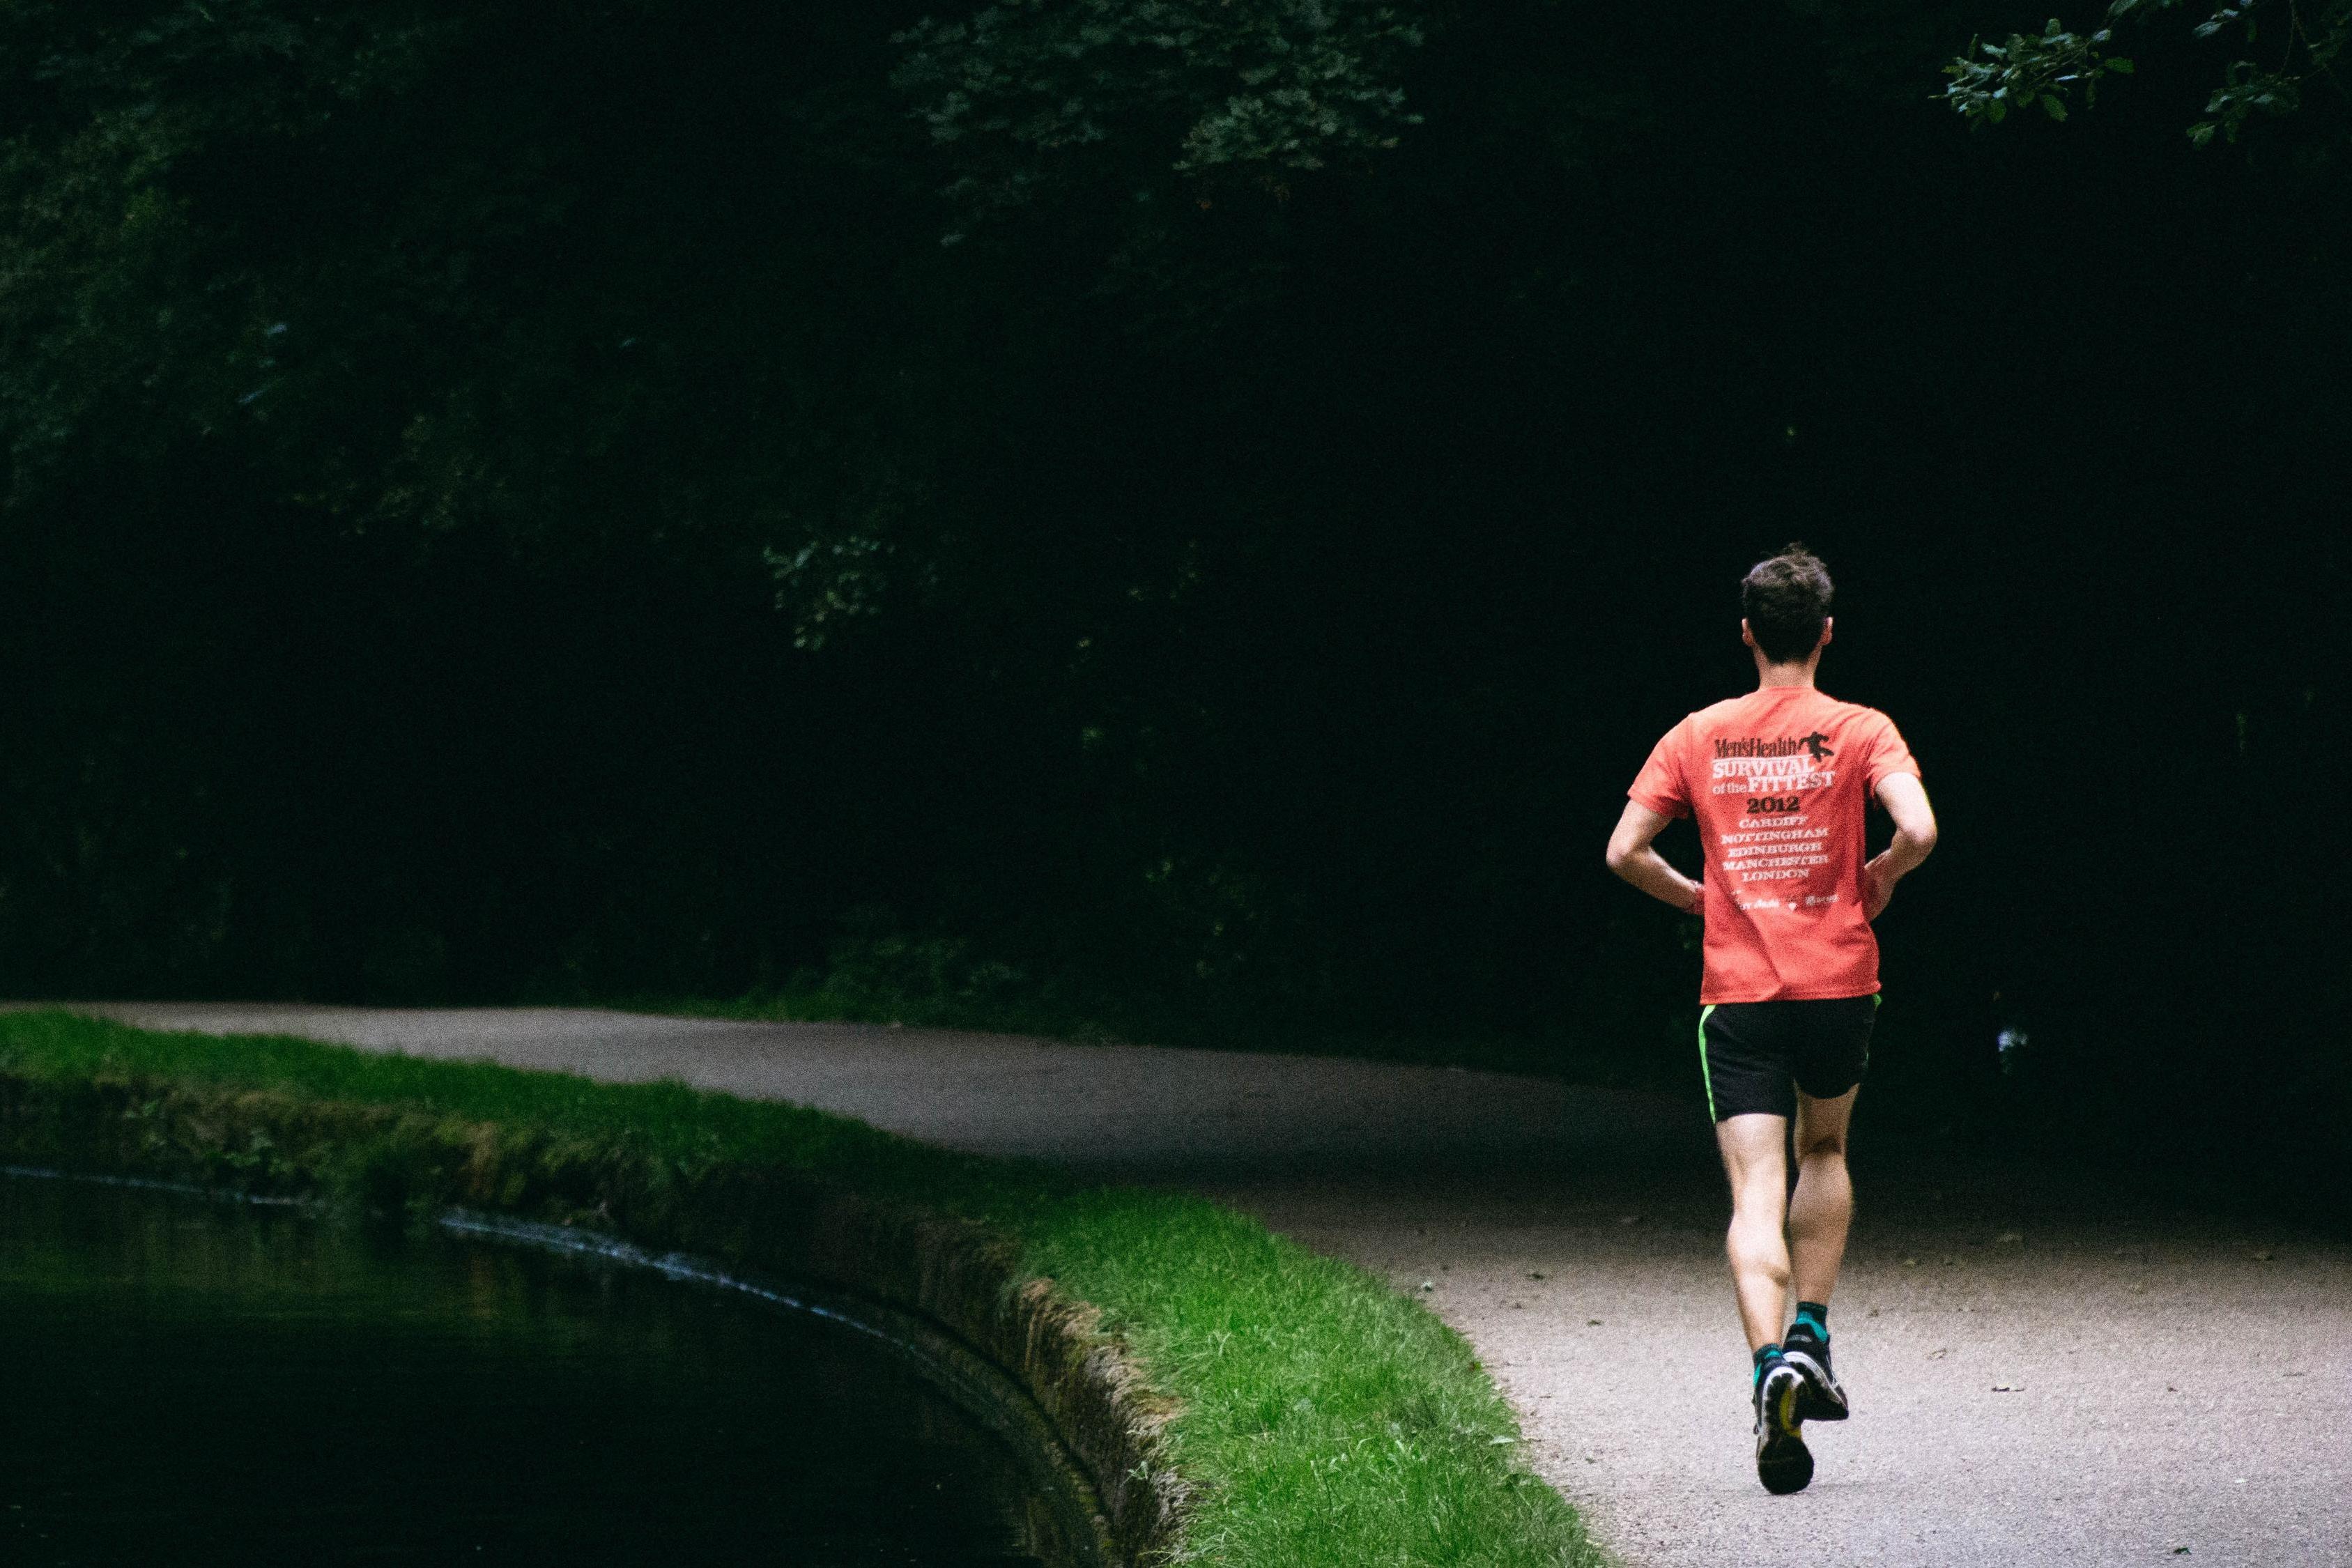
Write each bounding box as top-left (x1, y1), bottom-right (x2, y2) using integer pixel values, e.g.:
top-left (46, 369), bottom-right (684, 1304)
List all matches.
top-left (0, 1070), bottom-right (1187, 1567)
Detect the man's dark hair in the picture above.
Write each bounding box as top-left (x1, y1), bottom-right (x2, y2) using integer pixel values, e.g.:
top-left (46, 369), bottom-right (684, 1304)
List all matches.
top-left (1741, 544), bottom-right (1834, 663)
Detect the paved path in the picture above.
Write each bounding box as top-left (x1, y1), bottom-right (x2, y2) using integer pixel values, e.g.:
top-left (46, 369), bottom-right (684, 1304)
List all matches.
top-left (63, 1004), bottom-right (2352, 1568)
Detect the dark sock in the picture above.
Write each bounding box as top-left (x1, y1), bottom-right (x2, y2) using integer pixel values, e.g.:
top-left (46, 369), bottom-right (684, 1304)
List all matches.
top-left (1790, 1302), bottom-right (1829, 1343)
top-left (1752, 1343), bottom-right (1781, 1388)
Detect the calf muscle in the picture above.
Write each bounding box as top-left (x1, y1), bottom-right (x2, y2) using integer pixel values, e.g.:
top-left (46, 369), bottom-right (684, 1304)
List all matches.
top-left (1789, 1088), bottom-right (1859, 1305)
top-left (1717, 1114), bottom-right (1793, 1351)
top-left (1716, 1091), bottom-right (1859, 1350)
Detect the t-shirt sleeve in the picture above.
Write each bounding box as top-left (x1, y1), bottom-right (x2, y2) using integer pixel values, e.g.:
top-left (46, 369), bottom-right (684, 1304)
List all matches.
top-left (1862, 711), bottom-right (1921, 792)
top-left (1628, 719), bottom-right (1692, 818)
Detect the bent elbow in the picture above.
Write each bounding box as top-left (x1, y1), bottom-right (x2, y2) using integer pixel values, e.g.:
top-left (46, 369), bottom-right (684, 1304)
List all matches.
top-left (1908, 822), bottom-right (1939, 859)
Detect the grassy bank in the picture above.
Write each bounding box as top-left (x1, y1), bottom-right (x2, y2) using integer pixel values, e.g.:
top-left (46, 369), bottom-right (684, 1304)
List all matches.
top-left (0, 1010), bottom-right (1599, 1568)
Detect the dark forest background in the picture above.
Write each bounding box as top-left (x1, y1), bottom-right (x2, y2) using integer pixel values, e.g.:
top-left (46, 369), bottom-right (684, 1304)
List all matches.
top-left (1, 1), bottom-right (2342, 1189)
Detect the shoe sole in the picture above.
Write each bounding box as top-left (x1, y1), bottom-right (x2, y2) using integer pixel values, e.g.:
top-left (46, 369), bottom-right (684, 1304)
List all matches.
top-left (1756, 1369), bottom-right (1814, 1496)
top-left (1779, 1346), bottom-right (1849, 1422)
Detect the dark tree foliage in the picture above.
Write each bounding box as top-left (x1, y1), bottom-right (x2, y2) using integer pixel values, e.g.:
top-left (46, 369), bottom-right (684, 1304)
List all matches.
top-left (1944, 0), bottom-right (2350, 146)
top-left (0, 0), bottom-right (2342, 1191)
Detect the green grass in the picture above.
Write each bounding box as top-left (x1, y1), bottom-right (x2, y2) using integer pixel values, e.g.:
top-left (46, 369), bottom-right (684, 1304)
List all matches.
top-left (0, 1009), bottom-right (1599, 1568)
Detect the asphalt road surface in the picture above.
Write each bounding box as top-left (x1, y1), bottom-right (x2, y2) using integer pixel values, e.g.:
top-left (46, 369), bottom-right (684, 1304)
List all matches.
top-left (60, 1004), bottom-right (2352, 1568)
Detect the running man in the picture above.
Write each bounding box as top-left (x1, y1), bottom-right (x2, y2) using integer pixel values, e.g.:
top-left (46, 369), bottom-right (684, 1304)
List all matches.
top-left (1604, 544), bottom-right (1937, 1495)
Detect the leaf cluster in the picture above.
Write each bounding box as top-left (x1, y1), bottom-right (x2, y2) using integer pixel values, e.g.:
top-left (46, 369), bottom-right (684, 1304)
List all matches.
top-left (1943, 0), bottom-right (2350, 144)
top-left (1942, 15), bottom-right (2132, 125)
top-left (893, 0), bottom-right (1426, 219)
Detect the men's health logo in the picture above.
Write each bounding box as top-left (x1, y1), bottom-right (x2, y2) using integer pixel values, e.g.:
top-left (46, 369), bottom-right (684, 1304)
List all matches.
top-left (1712, 732), bottom-right (1834, 760)
top-left (1707, 733), bottom-right (1839, 794)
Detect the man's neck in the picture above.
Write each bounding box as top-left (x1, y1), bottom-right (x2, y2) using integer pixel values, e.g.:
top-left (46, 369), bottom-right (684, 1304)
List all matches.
top-left (1753, 657), bottom-right (1820, 690)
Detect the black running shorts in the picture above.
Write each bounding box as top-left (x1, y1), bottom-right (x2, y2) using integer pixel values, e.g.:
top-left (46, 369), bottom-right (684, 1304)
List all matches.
top-left (1697, 995), bottom-right (1878, 1122)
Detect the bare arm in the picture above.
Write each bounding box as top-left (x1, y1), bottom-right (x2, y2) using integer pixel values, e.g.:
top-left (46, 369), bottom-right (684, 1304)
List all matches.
top-left (1604, 800), bottom-right (1703, 915)
top-left (1863, 772), bottom-right (1937, 919)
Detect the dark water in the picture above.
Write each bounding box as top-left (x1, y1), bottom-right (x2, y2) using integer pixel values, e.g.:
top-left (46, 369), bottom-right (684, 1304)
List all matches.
top-left (0, 1176), bottom-right (1048, 1567)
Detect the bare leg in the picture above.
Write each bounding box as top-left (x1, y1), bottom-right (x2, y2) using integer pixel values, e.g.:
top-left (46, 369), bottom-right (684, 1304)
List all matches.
top-left (1788, 1086), bottom-right (1859, 1307)
top-left (1716, 1112), bottom-right (1792, 1352)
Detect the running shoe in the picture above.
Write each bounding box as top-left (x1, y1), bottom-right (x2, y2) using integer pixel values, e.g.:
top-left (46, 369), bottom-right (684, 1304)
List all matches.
top-left (1753, 1355), bottom-right (1813, 1495)
top-left (1780, 1328), bottom-right (1849, 1422)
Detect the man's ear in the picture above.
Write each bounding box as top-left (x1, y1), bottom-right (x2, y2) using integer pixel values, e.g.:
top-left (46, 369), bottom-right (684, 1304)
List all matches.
top-left (1740, 618), bottom-right (1757, 650)
top-left (1817, 616), bottom-right (1834, 652)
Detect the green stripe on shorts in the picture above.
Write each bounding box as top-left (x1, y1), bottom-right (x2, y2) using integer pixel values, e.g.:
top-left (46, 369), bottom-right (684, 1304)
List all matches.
top-left (1697, 1003), bottom-right (1718, 1122)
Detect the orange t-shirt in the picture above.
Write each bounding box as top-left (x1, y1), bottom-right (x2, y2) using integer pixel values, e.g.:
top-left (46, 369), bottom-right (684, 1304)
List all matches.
top-left (1629, 685), bottom-right (1919, 1004)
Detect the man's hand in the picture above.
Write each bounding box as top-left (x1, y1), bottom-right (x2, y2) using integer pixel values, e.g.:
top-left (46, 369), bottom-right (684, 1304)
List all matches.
top-left (1864, 774), bottom-right (1937, 921)
top-left (1862, 854), bottom-right (1896, 919)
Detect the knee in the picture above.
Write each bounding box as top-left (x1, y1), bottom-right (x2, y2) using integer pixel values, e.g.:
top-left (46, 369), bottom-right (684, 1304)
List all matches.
top-left (1728, 1167), bottom-right (1785, 1222)
top-left (1793, 1127), bottom-right (1847, 1162)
